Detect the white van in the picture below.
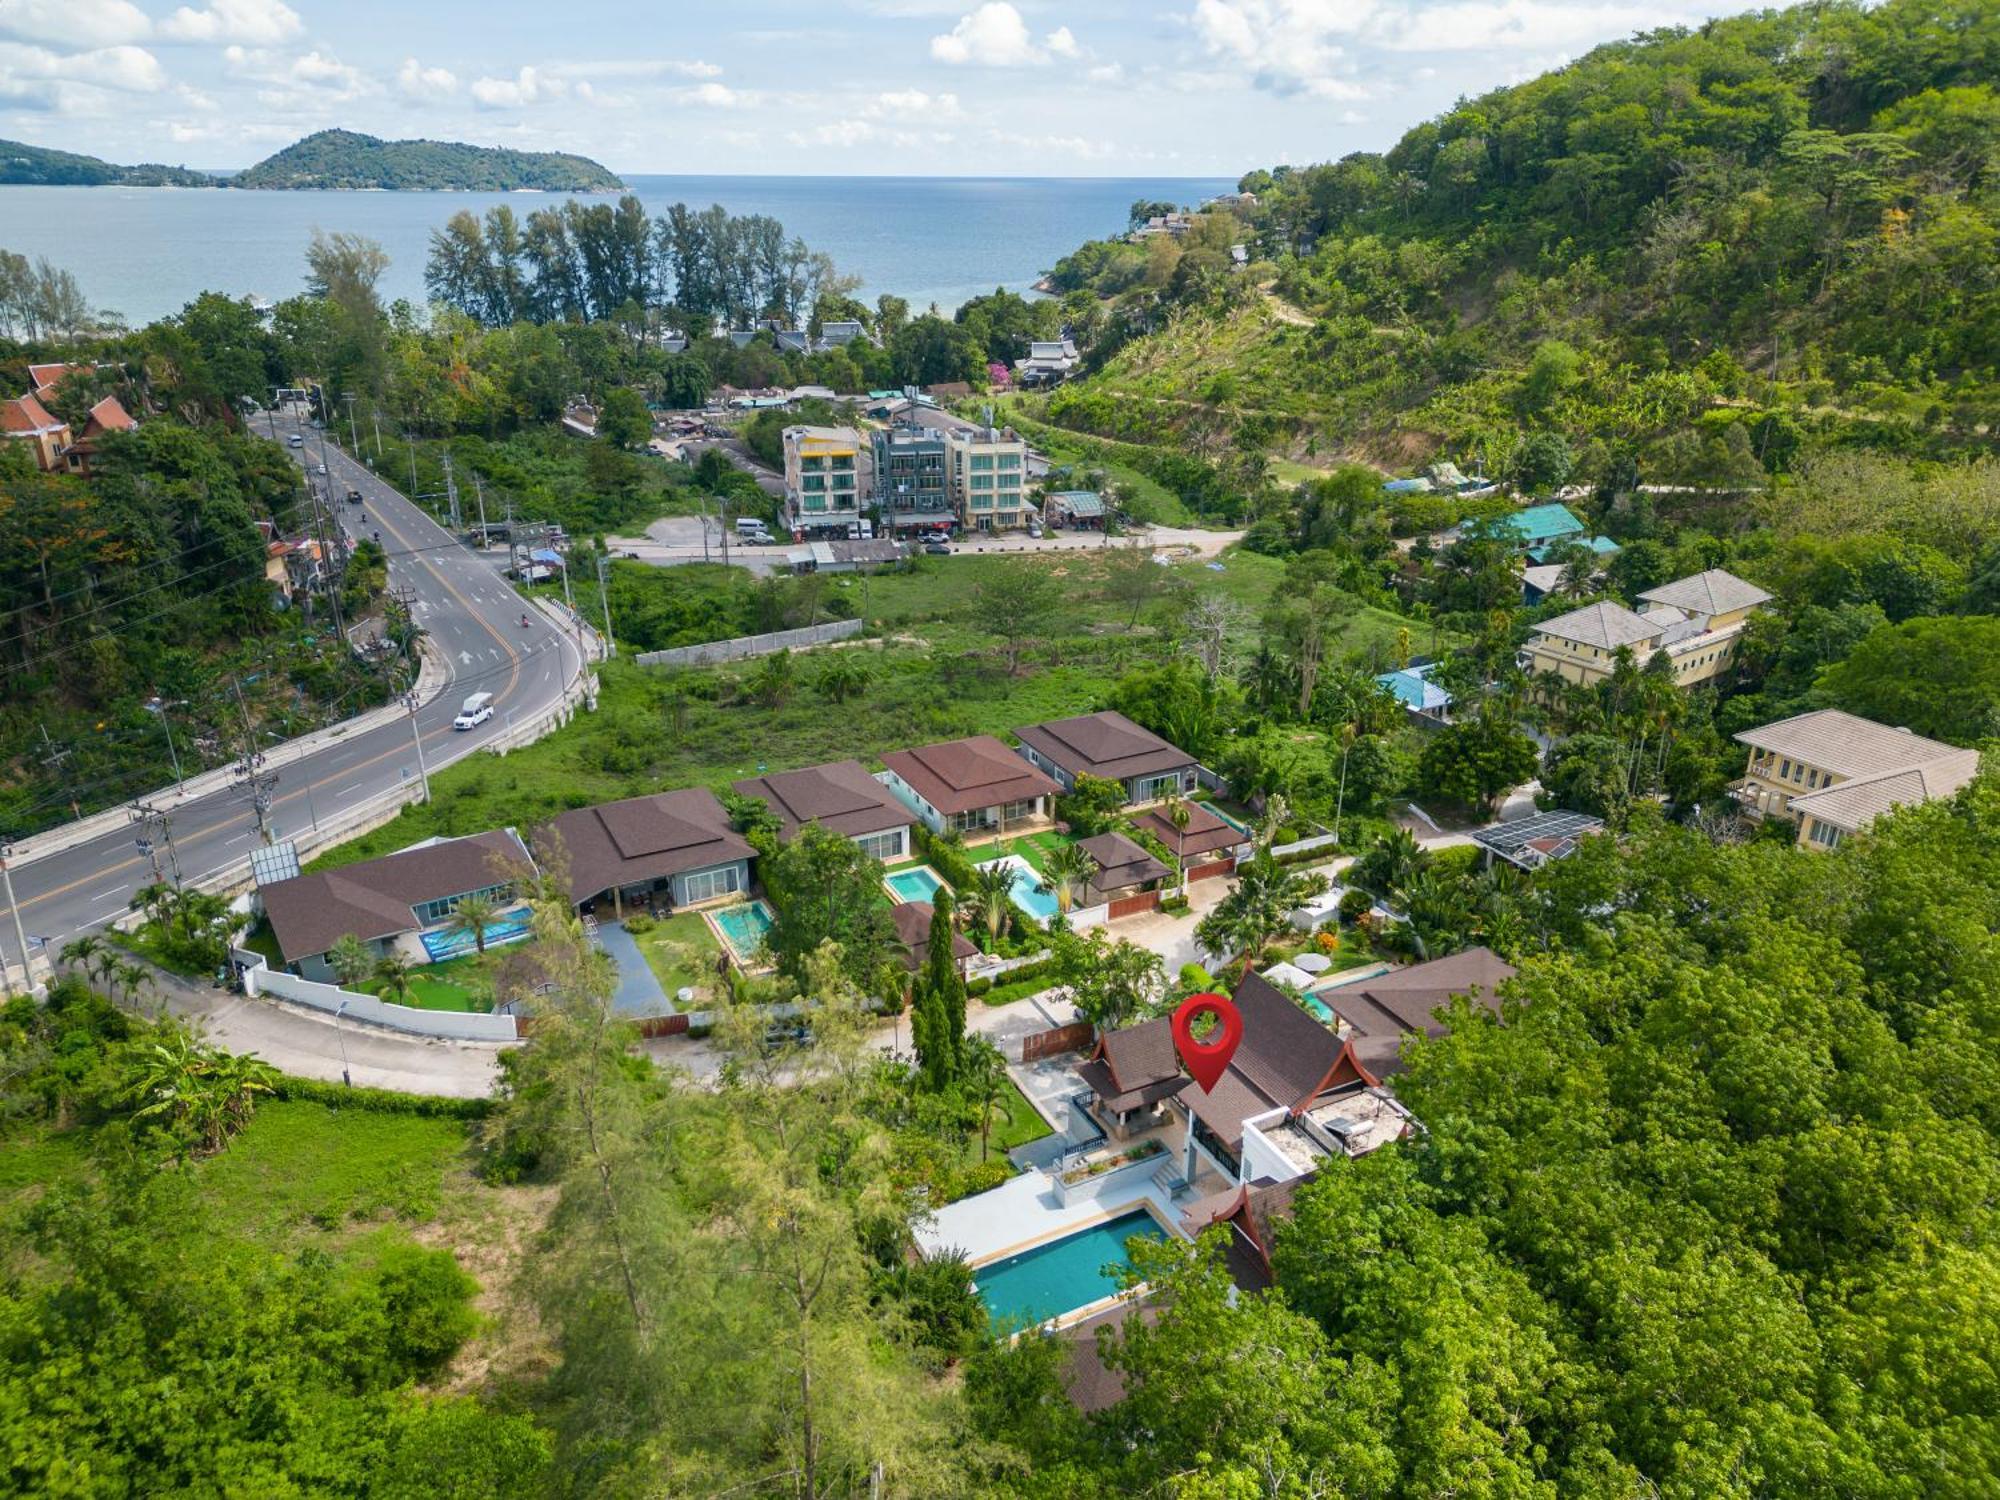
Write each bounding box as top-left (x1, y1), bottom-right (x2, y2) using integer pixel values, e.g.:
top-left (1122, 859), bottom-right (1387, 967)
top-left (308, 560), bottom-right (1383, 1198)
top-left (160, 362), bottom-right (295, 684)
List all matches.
top-left (735, 516), bottom-right (773, 539)
top-left (287, 434), bottom-right (304, 448)
top-left (453, 692), bottom-right (494, 730)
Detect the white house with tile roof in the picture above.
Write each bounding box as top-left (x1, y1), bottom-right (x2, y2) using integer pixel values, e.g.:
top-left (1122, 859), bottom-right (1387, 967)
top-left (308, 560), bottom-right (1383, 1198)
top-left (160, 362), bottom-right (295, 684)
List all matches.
top-left (1522, 567), bottom-right (1770, 689)
top-left (1732, 709), bottom-right (1980, 848)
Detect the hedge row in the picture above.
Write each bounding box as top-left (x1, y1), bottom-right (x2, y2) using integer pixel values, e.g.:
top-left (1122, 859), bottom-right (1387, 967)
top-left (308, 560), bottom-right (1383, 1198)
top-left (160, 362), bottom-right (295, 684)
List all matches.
top-left (273, 1075), bottom-right (492, 1119)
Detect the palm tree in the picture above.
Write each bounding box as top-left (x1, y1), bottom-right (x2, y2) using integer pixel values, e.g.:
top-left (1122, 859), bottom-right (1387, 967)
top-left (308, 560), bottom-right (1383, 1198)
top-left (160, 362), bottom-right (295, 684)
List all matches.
top-left (967, 862), bottom-right (1016, 945)
top-left (60, 933), bottom-right (107, 976)
top-left (446, 893), bottom-right (502, 957)
top-left (1193, 854), bottom-right (1328, 975)
top-left (327, 934), bottom-right (374, 990)
top-left (1351, 828), bottom-right (1426, 908)
top-left (1257, 793), bottom-right (1292, 850)
top-left (1039, 841), bottom-right (1097, 915)
top-left (962, 1034), bottom-right (1013, 1162)
top-left (373, 952), bottom-right (415, 1005)
top-left (113, 960), bottom-right (150, 1013)
top-left (89, 946), bottom-right (123, 994)
top-left (1162, 794), bottom-right (1194, 891)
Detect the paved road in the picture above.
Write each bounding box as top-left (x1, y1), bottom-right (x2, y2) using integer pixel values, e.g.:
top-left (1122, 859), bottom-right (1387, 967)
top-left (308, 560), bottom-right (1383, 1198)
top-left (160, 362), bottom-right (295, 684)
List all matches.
top-left (8, 412), bottom-right (586, 956)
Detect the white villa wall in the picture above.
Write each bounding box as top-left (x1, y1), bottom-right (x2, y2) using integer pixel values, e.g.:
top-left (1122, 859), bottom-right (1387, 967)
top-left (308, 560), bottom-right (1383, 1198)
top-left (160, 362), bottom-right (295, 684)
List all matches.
top-left (240, 953), bottom-right (519, 1041)
top-left (1069, 901), bottom-right (1110, 931)
top-left (1240, 1109), bottom-right (1307, 1184)
top-left (876, 769), bottom-right (946, 833)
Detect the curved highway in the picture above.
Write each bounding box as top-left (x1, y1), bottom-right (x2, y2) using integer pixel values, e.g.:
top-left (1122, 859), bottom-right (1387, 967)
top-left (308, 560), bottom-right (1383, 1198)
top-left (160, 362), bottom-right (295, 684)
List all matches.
top-left (8, 412), bottom-right (588, 955)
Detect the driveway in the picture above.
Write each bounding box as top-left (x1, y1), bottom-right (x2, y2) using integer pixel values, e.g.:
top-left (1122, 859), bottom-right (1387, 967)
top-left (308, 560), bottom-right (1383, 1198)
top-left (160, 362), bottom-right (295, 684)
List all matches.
top-left (593, 920), bottom-right (675, 1016)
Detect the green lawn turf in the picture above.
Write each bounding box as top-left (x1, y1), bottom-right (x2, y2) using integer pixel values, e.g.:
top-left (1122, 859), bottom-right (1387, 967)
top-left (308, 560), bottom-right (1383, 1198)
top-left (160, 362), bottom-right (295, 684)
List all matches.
top-left (970, 830), bottom-right (1073, 875)
top-left (628, 911), bottom-right (726, 999)
top-left (961, 1077), bottom-right (1054, 1165)
top-left (369, 952), bottom-right (492, 1013)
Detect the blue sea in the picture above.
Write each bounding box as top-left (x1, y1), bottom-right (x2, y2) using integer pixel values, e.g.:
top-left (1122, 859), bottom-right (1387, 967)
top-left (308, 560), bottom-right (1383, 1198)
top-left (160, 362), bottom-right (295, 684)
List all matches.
top-left (0, 174), bottom-right (1234, 325)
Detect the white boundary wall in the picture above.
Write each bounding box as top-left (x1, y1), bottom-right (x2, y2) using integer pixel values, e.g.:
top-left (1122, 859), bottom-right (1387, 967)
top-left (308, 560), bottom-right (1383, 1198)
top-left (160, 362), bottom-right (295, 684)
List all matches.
top-left (237, 950), bottom-right (518, 1041)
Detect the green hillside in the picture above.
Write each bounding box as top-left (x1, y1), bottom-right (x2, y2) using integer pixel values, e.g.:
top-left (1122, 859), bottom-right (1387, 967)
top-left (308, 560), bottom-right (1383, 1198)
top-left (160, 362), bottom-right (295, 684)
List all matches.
top-left (231, 129), bottom-right (623, 191)
top-left (0, 138), bottom-right (216, 188)
top-left (1039, 0), bottom-right (2000, 486)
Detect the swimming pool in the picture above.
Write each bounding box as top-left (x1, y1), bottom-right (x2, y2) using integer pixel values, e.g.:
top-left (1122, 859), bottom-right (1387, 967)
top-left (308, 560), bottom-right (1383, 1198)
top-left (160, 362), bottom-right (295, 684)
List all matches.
top-left (1197, 799), bottom-right (1254, 837)
top-left (419, 906), bottom-right (533, 961)
top-left (973, 1211), bottom-right (1166, 1329)
top-left (711, 900), bottom-right (776, 964)
top-left (990, 853), bottom-right (1061, 926)
top-left (884, 865), bottom-right (948, 905)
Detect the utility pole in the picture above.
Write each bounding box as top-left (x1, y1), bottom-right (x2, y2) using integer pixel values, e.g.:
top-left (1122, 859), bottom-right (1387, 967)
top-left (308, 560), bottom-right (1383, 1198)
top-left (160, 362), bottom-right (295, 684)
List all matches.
top-left (442, 453), bottom-right (462, 531)
top-left (130, 800), bottom-right (183, 887)
top-left (343, 391), bottom-right (360, 455)
top-left (37, 725), bottom-right (78, 821)
top-left (230, 678), bottom-right (279, 844)
top-left (698, 493), bottom-right (711, 562)
top-left (404, 692), bottom-right (432, 803)
top-left (406, 436), bottom-right (419, 503)
top-left (149, 698), bottom-right (186, 795)
top-left (595, 553), bottom-right (616, 658)
top-left (0, 845), bottom-right (31, 998)
top-left (472, 471), bottom-right (489, 550)
top-left (371, 408), bottom-right (383, 461)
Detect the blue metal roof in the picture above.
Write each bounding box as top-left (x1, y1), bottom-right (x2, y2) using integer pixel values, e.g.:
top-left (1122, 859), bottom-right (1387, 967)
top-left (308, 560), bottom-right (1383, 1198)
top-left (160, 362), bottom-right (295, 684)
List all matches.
top-left (1375, 664), bottom-right (1452, 712)
top-left (1528, 534), bottom-right (1619, 563)
top-left (1499, 503), bottom-right (1585, 544)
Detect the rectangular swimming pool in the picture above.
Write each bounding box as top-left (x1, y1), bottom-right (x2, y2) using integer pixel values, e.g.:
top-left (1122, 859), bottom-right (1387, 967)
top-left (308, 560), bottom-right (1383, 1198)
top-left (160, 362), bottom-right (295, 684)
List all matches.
top-left (1197, 799), bottom-right (1253, 837)
top-left (989, 853), bottom-right (1060, 925)
top-left (711, 899), bottom-right (776, 964)
top-left (884, 865), bottom-right (947, 905)
top-left (973, 1211), bottom-right (1166, 1329)
top-left (419, 907), bottom-right (533, 962)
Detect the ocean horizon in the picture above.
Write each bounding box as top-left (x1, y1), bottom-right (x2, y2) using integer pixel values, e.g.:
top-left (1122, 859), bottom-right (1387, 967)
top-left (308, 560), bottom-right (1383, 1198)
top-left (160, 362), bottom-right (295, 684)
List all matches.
top-left (0, 173), bottom-right (1237, 326)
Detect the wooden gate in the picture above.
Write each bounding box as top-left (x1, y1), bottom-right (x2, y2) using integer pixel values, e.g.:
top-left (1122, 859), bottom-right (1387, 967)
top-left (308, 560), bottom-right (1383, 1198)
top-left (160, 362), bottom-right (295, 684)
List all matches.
top-left (1021, 1021), bottom-right (1094, 1063)
top-left (1108, 890), bottom-right (1162, 920)
top-left (1185, 857), bottom-right (1237, 882)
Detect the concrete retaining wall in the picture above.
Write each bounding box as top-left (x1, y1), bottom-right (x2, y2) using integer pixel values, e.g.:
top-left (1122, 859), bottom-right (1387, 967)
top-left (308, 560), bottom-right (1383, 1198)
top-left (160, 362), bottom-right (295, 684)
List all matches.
top-left (237, 950), bottom-right (520, 1041)
top-left (635, 618), bottom-right (862, 668)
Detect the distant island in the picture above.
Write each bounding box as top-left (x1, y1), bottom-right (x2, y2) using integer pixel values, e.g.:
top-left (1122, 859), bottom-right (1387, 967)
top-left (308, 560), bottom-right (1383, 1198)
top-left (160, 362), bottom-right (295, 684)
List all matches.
top-left (0, 129), bottom-right (623, 192)
top-left (231, 130), bottom-right (623, 191)
top-left (0, 139), bottom-right (218, 188)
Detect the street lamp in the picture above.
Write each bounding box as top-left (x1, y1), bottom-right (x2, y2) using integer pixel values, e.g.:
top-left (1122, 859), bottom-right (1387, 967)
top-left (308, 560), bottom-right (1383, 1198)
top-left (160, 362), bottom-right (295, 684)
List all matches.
top-left (333, 997), bottom-right (353, 1087)
top-left (0, 844), bottom-right (34, 998)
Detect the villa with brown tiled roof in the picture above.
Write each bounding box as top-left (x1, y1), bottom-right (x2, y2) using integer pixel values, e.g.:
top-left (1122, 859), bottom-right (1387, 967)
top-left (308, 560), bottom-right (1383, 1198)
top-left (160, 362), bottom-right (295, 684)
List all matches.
top-left (1732, 709), bottom-right (1981, 849)
top-left (1076, 830), bottom-right (1170, 903)
top-left (1013, 710), bottom-right (1196, 804)
top-left (1129, 800), bottom-right (1249, 869)
top-left (888, 901), bottom-right (977, 975)
top-left (1521, 567), bottom-right (1769, 691)
top-left (1, 393), bottom-right (71, 472)
top-left (258, 830), bottom-right (533, 982)
top-left (61, 395), bottom-right (136, 477)
top-left (878, 735), bottom-right (1059, 835)
top-left (539, 788), bottom-right (755, 917)
top-left (731, 758), bottom-right (913, 863)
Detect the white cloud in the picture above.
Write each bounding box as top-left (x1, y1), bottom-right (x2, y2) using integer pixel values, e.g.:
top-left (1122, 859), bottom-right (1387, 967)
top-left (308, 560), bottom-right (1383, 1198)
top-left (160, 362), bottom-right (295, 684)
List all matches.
top-left (929, 3), bottom-right (1077, 66)
top-left (160, 0), bottom-right (302, 45)
top-left (1374, 0), bottom-right (1700, 53)
top-left (470, 65), bottom-right (566, 108)
top-left (986, 128), bottom-right (1120, 161)
top-left (867, 87), bottom-right (961, 120)
top-left (1087, 62), bottom-right (1125, 83)
top-left (0, 40), bottom-right (166, 93)
top-left (0, 0), bottom-right (152, 48)
top-left (396, 56), bottom-right (456, 97)
top-left (1191, 0), bottom-right (1374, 97)
top-left (790, 118), bottom-right (877, 148)
top-left (672, 80), bottom-right (741, 108)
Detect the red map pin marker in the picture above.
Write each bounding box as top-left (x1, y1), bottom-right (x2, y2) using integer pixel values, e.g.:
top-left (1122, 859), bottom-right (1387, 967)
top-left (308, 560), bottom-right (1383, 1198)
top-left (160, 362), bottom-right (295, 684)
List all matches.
top-left (1172, 991), bottom-right (1243, 1094)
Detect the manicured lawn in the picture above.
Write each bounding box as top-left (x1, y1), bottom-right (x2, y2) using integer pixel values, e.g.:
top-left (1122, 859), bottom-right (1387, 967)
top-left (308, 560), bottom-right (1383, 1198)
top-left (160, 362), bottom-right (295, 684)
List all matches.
top-left (971, 830), bottom-right (1073, 876)
top-left (629, 911), bottom-right (725, 999)
top-left (374, 952), bottom-right (492, 1012)
top-left (960, 1078), bottom-right (1054, 1164)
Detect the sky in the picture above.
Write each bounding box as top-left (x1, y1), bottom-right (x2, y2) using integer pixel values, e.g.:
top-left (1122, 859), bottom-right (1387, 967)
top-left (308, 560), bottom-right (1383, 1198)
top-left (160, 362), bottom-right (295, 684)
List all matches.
top-left (0, 0), bottom-right (1724, 177)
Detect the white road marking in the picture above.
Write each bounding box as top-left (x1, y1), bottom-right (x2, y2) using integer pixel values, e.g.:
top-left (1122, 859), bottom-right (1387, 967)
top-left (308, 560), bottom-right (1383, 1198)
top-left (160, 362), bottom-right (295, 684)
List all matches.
top-left (93, 887), bottom-right (127, 902)
top-left (338, 782), bottom-right (365, 796)
top-left (224, 832), bottom-right (253, 845)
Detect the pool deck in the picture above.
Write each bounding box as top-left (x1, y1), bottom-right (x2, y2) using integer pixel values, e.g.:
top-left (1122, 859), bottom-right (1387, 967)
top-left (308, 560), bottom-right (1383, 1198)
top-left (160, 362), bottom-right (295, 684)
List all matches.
top-left (919, 1161), bottom-right (1191, 1267)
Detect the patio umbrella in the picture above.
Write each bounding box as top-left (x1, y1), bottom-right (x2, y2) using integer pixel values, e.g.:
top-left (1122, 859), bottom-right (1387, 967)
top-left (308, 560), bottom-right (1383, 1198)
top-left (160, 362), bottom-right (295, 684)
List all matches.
top-left (1293, 952), bottom-right (1332, 974)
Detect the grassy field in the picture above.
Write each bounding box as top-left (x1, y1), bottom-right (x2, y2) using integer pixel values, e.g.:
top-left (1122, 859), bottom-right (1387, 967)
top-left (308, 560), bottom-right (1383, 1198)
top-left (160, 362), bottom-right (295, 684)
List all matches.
top-left (970, 829), bottom-right (1072, 876)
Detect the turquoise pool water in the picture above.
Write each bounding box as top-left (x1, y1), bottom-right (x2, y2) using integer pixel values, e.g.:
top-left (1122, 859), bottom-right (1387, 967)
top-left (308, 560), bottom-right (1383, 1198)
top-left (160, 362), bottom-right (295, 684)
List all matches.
top-left (884, 865), bottom-right (947, 904)
top-left (1299, 991), bottom-right (1334, 1024)
top-left (1197, 799), bottom-right (1253, 836)
top-left (974, 1211), bottom-right (1166, 1328)
top-left (420, 907), bottom-right (532, 961)
top-left (713, 900), bottom-right (776, 963)
top-left (995, 855), bottom-right (1061, 925)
